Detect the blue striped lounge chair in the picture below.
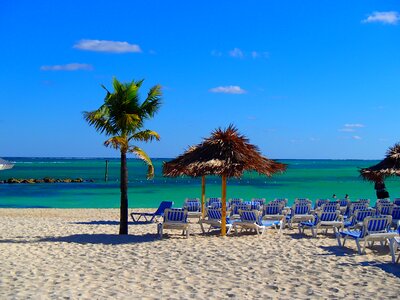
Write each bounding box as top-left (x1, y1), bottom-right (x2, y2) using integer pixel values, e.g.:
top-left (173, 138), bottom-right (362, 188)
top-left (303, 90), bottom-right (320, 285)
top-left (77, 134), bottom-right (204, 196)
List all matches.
top-left (391, 206), bottom-right (400, 228)
top-left (251, 198), bottom-right (266, 207)
top-left (184, 198), bottom-right (202, 219)
top-left (234, 210), bottom-right (282, 235)
top-left (199, 208), bottom-right (233, 234)
top-left (262, 202), bottom-right (286, 228)
top-left (207, 197), bottom-right (222, 208)
top-left (339, 198), bottom-right (351, 214)
top-left (230, 203), bottom-right (251, 219)
top-left (377, 203), bottom-right (394, 216)
top-left (158, 208), bottom-right (190, 238)
top-left (314, 199), bottom-right (329, 210)
top-left (337, 215), bottom-right (398, 254)
top-left (389, 227), bottom-right (400, 263)
top-left (343, 209), bottom-right (376, 229)
top-left (273, 198), bottom-right (288, 206)
top-left (376, 198), bottom-right (391, 207)
top-left (245, 201), bottom-right (261, 210)
top-left (357, 198), bottom-right (370, 205)
top-left (228, 198), bottom-right (243, 208)
top-left (295, 198), bottom-right (312, 205)
top-left (321, 202), bottom-right (340, 212)
top-left (299, 210), bottom-right (343, 237)
top-left (344, 202), bottom-right (369, 220)
top-left (393, 198), bottom-right (400, 206)
top-left (130, 201), bottom-right (173, 223)
top-left (287, 202), bottom-right (312, 228)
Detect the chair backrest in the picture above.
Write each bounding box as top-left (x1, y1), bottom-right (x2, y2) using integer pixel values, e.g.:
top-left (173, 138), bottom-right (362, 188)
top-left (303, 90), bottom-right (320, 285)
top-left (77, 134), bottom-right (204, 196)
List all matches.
top-left (231, 203), bottom-right (251, 215)
top-left (393, 198), bottom-right (400, 206)
top-left (317, 210), bottom-right (340, 223)
top-left (164, 208), bottom-right (187, 223)
top-left (360, 215), bottom-right (392, 238)
top-left (228, 198), bottom-right (243, 207)
top-left (239, 210), bottom-right (261, 224)
top-left (185, 198), bottom-right (200, 204)
top-left (346, 202), bottom-right (369, 216)
top-left (339, 198), bottom-right (350, 207)
top-left (352, 209), bottom-right (376, 226)
top-left (391, 206), bottom-right (400, 220)
top-left (245, 201), bottom-right (261, 210)
top-left (207, 197), bottom-right (222, 208)
top-left (295, 198), bottom-right (311, 204)
top-left (377, 203), bottom-right (394, 216)
top-left (376, 198), bottom-right (391, 208)
top-left (154, 201), bottom-right (174, 215)
top-left (273, 198), bottom-right (288, 206)
top-left (263, 202), bottom-right (283, 216)
top-left (207, 208), bottom-right (222, 220)
top-left (292, 203), bottom-right (311, 215)
top-left (184, 200), bottom-right (201, 212)
top-left (251, 198), bottom-right (266, 206)
top-left (321, 202), bottom-right (340, 212)
top-left (357, 198), bottom-right (370, 205)
top-left (315, 199), bottom-right (329, 209)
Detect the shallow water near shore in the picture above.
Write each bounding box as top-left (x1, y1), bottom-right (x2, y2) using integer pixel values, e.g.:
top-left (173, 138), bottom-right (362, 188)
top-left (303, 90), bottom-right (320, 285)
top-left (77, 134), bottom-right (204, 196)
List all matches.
top-left (0, 158), bottom-right (399, 208)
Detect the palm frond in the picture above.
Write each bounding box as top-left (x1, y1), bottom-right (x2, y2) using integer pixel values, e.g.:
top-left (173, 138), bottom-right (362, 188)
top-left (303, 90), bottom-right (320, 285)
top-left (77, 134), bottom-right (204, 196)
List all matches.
top-left (129, 130), bottom-right (160, 142)
top-left (129, 146), bottom-right (155, 179)
top-left (141, 85), bottom-right (162, 118)
top-left (104, 136), bottom-right (128, 151)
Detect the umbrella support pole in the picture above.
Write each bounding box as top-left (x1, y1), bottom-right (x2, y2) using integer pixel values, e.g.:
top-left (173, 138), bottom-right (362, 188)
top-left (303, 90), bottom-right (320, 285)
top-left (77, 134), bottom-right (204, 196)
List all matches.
top-left (201, 176), bottom-right (206, 219)
top-left (221, 175), bottom-right (227, 236)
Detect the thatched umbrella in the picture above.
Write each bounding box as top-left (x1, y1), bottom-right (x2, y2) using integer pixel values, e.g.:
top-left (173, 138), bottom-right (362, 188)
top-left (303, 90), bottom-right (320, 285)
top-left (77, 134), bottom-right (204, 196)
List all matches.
top-left (163, 125), bottom-right (287, 236)
top-left (360, 143), bottom-right (400, 181)
top-left (360, 143), bottom-right (400, 199)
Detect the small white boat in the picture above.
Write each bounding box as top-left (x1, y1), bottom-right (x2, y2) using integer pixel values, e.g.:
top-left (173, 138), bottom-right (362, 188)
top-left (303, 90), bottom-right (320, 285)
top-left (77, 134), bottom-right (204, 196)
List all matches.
top-left (0, 158), bottom-right (14, 170)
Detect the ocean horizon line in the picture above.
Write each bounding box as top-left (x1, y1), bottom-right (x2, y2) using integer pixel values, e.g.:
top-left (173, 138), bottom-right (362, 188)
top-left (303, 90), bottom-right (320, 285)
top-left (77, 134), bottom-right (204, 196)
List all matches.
top-left (1, 156), bottom-right (381, 161)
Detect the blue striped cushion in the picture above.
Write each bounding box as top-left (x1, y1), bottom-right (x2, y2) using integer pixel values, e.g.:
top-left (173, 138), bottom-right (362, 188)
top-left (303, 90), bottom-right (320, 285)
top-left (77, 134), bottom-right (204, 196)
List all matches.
top-left (293, 204), bottom-right (310, 215)
top-left (165, 209), bottom-right (187, 222)
top-left (207, 209), bottom-right (222, 220)
top-left (392, 206), bottom-right (400, 219)
top-left (264, 205), bottom-right (282, 215)
top-left (185, 202), bottom-right (200, 212)
top-left (320, 211), bottom-right (338, 222)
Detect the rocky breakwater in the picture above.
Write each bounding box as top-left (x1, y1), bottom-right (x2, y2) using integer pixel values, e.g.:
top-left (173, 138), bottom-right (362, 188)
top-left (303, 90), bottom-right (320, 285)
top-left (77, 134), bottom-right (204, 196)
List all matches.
top-left (0, 177), bottom-right (95, 184)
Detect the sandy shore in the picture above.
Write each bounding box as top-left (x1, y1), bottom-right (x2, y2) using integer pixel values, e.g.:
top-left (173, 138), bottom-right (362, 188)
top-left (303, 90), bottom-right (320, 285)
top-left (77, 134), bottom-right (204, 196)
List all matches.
top-left (0, 208), bottom-right (399, 299)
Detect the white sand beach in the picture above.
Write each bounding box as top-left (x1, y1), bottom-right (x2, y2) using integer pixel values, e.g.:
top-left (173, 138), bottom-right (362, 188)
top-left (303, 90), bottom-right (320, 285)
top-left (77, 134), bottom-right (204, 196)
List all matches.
top-left (1, 208), bottom-right (399, 299)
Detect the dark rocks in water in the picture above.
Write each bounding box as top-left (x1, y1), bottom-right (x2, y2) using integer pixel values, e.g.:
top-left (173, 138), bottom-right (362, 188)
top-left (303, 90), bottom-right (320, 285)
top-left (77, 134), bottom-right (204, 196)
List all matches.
top-left (2, 178), bottom-right (95, 184)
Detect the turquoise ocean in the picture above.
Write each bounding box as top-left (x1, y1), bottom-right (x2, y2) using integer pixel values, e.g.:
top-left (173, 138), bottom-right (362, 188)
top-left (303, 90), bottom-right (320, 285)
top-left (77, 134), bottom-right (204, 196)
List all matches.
top-left (0, 158), bottom-right (399, 208)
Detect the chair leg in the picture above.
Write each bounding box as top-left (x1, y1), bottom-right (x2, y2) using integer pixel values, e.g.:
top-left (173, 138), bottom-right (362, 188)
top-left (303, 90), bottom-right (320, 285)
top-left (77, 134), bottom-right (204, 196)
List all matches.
top-left (158, 223), bottom-right (163, 239)
top-left (311, 227), bottom-right (316, 238)
top-left (355, 239), bottom-right (362, 254)
top-left (186, 227), bottom-right (189, 239)
top-left (336, 231), bottom-right (342, 246)
top-left (389, 239), bottom-right (396, 263)
top-left (200, 222), bottom-right (206, 234)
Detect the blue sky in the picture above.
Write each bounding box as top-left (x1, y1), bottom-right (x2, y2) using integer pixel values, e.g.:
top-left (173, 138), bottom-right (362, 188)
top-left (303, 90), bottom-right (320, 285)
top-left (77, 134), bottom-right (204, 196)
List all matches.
top-left (0, 1), bottom-right (399, 159)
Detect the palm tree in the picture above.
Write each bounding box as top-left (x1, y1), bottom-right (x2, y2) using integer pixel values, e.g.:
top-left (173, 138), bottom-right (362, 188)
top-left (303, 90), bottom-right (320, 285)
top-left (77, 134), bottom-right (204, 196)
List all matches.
top-left (83, 77), bottom-right (162, 234)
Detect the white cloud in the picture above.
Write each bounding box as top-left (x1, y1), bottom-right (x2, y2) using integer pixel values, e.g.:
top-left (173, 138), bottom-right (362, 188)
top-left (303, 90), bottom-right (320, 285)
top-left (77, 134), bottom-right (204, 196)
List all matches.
top-left (344, 123), bottom-right (364, 128)
top-left (209, 85), bottom-right (246, 94)
top-left (362, 11), bottom-right (399, 25)
top-left (229, 48), bottom-right (244, 58)
top-left (352, 135), bottom-right (362, 140)
top-left (74, 39), bottom-right (142, 53)
top-left (339, 128), bottom-right (355, 132)
top-left (40, 63), bottom-right (93, 71)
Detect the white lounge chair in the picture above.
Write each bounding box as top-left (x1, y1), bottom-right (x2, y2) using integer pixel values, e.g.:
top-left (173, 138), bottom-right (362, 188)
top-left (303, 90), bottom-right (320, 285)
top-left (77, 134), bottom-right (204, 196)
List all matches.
top-left (337, 215), bottom-right (397, 254)
top-left (233, 210), bottom-right (282, 235)
top-left (199, 208), bottom-right (233, 234)
top-left (299, 210), bottom-right (343, 237)
top-left (158, 208), bottom-right (190, 238)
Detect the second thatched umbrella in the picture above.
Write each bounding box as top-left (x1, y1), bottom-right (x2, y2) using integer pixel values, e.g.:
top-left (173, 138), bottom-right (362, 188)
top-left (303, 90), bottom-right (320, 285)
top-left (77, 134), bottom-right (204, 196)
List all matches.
top-left (163, 125), bottom-right (287, 236)
top-left (360, 143), bottom-right (400, 198)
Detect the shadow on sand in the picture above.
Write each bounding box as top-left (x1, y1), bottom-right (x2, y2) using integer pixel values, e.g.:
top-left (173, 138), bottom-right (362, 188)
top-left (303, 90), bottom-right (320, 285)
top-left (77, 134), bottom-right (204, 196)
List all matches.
top-left (71, 220), bottom-right (153, 226)
top-left (39, 233), bottom-right (159, 245)
top-left (0, 233), bottom-right (159, 245)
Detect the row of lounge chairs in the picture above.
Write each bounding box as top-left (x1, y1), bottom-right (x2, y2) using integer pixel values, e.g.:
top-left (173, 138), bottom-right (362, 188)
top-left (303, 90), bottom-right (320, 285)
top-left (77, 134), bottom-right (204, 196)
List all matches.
top-left (129, 197), bottom-right (400, 262)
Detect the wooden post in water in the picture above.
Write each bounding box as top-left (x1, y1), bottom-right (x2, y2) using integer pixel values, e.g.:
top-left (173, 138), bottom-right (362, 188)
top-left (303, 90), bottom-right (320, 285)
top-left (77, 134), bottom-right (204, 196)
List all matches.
top-left (221, 175), bottom-right (227, 236)
top-left (104, 160), bottom-right (109, 182)
top-left (201, 175), bottom-right (206, 218)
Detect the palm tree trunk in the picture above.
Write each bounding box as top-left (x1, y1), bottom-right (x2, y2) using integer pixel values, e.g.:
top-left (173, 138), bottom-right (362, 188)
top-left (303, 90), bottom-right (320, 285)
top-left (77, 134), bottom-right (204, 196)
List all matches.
top-left (119, 150), bottom-right (129, 234)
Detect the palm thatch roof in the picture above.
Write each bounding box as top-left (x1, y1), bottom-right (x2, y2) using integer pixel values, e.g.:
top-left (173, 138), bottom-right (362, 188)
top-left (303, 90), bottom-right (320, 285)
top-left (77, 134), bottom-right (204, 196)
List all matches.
top-left (360, 143), bottom-right (400, 182)
top-left (163, 125), bottom-right (287, 178)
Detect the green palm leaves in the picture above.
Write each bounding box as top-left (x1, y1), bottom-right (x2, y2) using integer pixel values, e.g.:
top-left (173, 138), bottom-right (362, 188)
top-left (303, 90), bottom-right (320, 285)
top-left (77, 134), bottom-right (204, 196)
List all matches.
top-left (83, 77), bottom-right (161, 178)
